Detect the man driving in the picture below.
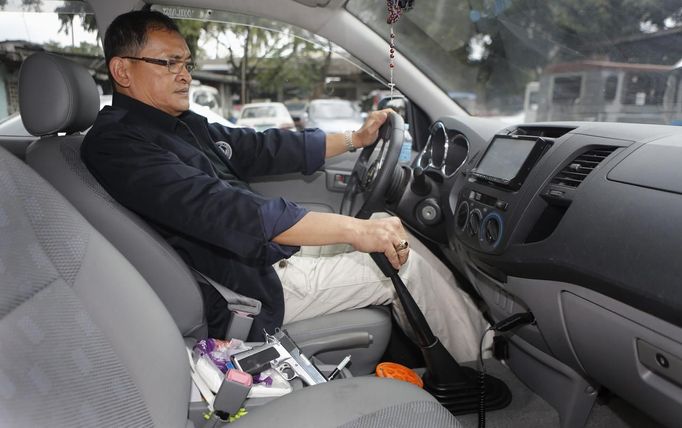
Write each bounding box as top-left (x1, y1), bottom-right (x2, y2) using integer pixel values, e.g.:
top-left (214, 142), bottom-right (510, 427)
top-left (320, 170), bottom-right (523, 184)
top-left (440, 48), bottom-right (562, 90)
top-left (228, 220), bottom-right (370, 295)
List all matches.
top-left (82, 10), bottom-right (488, 361)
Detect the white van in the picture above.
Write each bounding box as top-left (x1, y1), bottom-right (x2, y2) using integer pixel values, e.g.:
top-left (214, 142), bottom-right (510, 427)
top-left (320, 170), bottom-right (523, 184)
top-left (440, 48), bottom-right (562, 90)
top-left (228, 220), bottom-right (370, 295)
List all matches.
top-left (189, 82), bottom-right (222, 116)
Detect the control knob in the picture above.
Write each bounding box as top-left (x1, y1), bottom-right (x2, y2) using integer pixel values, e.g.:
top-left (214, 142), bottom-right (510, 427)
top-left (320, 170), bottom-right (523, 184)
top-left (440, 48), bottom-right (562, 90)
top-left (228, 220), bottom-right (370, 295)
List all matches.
top-left (481, 212), bottom-right (503, 248)
top-left (455, 201), bottom-right (469, 231)
top-left (467, 209), bottom-right (482, 237)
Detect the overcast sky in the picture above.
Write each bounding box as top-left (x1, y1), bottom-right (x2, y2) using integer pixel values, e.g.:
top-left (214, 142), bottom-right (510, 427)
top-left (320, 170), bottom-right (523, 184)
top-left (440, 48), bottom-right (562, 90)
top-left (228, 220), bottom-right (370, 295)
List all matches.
top-left (0, 12), bottom-right (98, 46)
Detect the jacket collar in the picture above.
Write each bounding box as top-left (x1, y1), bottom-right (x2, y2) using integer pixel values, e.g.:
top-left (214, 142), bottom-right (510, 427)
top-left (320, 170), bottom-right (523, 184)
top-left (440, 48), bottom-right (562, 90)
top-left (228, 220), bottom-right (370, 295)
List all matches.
top-left (112, 92), bottom-right (194, 132)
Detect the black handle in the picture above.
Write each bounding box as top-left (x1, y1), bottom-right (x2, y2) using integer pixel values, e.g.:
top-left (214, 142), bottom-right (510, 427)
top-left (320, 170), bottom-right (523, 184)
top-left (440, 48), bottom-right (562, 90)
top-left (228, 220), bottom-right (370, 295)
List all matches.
top-left (369, 252), bottom-right (436, 348)
top-left (370, 252), bottom-right (398, 277)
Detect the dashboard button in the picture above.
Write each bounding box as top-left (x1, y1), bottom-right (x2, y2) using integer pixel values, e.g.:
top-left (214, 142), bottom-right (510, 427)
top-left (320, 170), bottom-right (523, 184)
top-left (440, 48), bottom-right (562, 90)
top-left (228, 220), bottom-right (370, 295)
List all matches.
top-left (495, 200), bottom-right (509, 211)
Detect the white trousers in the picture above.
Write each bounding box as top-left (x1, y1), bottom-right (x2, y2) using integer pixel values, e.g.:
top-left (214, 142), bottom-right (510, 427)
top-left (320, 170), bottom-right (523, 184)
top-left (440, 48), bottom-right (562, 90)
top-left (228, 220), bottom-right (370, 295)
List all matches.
top-left (274, 233), bottom-right (490, 362)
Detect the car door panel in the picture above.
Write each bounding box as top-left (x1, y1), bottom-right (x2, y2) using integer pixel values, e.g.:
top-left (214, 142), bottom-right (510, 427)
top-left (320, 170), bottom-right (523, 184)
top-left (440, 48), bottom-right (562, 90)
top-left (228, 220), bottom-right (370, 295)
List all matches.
top-left (250, 151), bottom-right (360, 213)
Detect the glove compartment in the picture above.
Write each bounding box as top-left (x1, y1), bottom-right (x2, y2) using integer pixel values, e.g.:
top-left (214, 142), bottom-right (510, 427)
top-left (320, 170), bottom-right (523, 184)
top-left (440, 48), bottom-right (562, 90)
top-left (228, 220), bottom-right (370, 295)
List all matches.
top-left (561, 292), bottom-right (682, 427)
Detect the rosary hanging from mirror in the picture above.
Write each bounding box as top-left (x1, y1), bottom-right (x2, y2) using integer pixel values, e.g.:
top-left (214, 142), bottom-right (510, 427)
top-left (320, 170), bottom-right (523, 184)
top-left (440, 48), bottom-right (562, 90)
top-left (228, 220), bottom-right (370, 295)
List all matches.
top-left (386, 0), bottom-right (413, 99)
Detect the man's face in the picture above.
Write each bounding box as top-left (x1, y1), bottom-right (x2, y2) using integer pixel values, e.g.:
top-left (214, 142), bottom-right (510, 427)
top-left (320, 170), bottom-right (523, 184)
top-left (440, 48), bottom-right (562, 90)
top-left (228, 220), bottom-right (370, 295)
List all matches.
top-left (121, 29), bottom-right (192, 116)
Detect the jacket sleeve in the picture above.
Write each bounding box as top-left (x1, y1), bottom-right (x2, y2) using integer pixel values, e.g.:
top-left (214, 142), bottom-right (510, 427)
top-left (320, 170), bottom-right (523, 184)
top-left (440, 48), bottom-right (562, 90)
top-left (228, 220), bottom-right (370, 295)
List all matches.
top-left (81, 124), bottom-right (306, 265)
top-left (208, 123), bottom-right (326, 179)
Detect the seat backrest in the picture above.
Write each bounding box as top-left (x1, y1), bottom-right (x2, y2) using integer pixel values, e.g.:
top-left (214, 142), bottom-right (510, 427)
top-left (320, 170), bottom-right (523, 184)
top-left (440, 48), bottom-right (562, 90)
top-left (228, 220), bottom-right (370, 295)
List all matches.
top-left (0, 145), bottom-right (190, 426)
top-left (20, 52), bottom-right (207, 338)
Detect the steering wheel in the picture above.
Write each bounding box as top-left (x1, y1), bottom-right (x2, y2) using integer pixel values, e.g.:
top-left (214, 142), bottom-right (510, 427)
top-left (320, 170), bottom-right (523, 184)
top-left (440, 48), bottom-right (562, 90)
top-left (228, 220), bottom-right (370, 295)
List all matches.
top-left (340, 111), bottom-right (404, 219)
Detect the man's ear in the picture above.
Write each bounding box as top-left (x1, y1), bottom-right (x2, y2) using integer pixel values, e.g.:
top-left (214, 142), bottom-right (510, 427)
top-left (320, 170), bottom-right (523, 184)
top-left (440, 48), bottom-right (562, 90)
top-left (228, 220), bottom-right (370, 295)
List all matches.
top-left (109, 57), bottom-right (131, 88)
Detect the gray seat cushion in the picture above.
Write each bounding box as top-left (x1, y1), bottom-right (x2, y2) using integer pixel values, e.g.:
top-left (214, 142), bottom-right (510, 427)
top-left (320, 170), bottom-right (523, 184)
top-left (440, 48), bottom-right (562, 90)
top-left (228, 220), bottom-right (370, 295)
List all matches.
top-left (233, 377), bottom-right (459, 428)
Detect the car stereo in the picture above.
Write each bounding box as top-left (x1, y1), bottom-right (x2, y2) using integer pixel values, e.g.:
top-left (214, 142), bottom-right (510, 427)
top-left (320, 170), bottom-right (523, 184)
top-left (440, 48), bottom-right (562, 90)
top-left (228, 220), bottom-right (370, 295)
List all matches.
top-left (471, 135), bottom-right (552, 191)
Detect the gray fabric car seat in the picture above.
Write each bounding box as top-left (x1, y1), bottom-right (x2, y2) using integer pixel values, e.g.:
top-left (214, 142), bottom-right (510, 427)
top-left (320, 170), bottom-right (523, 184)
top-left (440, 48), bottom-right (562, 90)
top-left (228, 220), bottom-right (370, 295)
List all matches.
top-left (20, 52), bottom-right (390, 373)
top-left (0, 146), bottom-right (190, 427)
top-left (0, 144), bottom-right (461, 427)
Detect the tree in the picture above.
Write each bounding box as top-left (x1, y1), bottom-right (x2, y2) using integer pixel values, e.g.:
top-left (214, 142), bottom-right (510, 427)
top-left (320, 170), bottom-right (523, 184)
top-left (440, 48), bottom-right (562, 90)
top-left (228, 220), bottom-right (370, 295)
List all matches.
top-left (56, 7), bottom-right (100, 48)
top-left (209, 25), bottom-right (297, 103)
top-left (246, 34), bottom-right (335, 101)
top-left (176, 19), bottom-right (207, 59)
top-left (200, 22), bottom-right (333, 103)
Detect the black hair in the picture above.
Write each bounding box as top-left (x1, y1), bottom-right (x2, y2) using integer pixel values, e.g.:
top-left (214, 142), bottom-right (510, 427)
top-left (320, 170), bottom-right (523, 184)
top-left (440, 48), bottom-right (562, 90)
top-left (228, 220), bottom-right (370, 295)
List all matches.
top-left (103, 10), bottom-right (181, 88)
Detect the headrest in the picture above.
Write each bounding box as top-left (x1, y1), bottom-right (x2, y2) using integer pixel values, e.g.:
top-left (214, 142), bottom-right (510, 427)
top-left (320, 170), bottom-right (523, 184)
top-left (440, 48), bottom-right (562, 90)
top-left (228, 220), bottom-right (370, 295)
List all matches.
top-left (19, 52), bottom-right (100, 136)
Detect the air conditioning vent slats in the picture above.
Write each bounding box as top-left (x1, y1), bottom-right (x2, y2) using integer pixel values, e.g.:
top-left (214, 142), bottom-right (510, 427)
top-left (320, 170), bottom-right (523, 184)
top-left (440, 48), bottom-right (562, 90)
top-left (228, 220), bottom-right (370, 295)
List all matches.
top-left (562, 171), bottom-right (589, 179)
top-left (550, 146), bottom-right (618, 188)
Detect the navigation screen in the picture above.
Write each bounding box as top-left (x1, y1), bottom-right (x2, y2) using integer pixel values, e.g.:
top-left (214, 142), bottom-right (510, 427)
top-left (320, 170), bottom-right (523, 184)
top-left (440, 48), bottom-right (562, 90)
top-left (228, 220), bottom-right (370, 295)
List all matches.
top-left (475, 137), bottom-right (537, 182)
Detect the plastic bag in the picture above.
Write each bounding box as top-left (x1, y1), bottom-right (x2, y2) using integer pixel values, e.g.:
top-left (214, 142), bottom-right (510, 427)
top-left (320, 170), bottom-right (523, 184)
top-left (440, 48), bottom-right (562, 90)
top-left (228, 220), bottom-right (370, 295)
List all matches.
top-left (193, 338), bottom-right (249, 373)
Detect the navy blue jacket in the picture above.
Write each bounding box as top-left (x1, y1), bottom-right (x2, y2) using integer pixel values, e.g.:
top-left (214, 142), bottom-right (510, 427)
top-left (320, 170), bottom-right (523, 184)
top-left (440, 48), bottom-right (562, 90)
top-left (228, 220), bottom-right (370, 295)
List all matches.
top-left (82, 93), bottom-right (326, 339)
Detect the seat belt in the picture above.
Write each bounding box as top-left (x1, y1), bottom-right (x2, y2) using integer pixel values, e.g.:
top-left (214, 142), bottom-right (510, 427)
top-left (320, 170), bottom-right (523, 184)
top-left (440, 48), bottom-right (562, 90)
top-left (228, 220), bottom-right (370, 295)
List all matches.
top-left (187, 348), bottom-right (216, 412)
top-left (191, 268), bottom-right (261, 340)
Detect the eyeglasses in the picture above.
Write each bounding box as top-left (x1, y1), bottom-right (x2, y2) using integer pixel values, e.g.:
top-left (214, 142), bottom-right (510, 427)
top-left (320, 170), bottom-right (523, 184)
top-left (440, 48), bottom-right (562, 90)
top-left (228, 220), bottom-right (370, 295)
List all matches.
top-left (121, 56), bottom-right (195, 74)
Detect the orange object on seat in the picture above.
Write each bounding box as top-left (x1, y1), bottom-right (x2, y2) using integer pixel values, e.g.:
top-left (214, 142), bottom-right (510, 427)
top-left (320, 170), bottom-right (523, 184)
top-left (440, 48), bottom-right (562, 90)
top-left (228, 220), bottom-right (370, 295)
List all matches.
top-left (375, 362), bottom-right (424, 388)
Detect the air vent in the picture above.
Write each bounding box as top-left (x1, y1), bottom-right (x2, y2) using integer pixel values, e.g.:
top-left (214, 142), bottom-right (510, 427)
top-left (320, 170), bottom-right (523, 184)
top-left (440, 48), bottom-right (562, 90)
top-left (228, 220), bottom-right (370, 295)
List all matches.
top-left (551, 147), bottom-right (618, 188)
top-left (509, 125), bottom-right (575, 139)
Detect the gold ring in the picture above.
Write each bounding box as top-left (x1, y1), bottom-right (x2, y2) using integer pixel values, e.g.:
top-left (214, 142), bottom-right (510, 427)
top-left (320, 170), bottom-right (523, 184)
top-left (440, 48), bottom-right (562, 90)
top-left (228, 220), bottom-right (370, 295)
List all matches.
top-left (394, 240), bottom-right (408, 251)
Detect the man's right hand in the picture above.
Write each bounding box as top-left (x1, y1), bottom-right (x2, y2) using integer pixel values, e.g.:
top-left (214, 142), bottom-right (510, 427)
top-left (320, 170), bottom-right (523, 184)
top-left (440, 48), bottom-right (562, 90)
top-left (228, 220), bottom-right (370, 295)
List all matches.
top-left (350, 216), bottom-right (410, 270)
top-left (273, 212), bottom-right (410, 270)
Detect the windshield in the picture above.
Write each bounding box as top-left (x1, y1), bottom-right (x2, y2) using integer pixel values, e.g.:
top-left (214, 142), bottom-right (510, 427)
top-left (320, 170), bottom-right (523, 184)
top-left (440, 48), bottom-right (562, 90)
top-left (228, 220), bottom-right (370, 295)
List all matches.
top-left (310, 101), bottom-right (356, 119)
top-left (347, 0), bottom-right (682, 125)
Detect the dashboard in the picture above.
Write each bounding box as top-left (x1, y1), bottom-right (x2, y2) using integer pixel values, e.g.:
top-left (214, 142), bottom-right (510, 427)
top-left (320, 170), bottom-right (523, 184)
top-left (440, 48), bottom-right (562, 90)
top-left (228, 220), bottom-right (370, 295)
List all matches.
top-left (394, 117), bottom-right (682, 427)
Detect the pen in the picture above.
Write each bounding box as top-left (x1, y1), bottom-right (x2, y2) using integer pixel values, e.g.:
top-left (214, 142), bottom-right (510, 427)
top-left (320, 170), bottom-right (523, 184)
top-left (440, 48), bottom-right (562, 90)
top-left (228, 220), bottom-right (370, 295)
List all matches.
top-left (328, 355), bottom-right (351, 381)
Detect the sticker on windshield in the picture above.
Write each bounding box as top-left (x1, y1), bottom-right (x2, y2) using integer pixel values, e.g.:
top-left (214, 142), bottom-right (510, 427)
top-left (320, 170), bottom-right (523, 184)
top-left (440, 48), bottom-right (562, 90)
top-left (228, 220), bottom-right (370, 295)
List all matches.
top-left (158, 7), bottom-right (195, 19)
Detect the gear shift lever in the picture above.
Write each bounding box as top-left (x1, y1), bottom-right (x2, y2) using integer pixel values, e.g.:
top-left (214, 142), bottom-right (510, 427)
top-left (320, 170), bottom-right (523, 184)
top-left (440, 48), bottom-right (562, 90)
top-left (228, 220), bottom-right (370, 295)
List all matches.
top-left (370, 252), bottom-right (511, 415)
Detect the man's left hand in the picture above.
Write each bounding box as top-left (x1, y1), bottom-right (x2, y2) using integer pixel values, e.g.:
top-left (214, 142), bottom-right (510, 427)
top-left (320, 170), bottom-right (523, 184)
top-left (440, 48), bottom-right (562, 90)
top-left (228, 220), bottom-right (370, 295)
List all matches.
top-left (352, 108), bottom-right (393, 149)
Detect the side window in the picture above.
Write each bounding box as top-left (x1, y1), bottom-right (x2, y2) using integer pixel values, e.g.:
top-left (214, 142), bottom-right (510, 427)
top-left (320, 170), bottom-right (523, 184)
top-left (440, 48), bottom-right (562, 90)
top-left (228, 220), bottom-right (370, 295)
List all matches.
top-left (0, 0), bottom-right (103, 136)
top-left (154, 5), bottom-right (389, 131)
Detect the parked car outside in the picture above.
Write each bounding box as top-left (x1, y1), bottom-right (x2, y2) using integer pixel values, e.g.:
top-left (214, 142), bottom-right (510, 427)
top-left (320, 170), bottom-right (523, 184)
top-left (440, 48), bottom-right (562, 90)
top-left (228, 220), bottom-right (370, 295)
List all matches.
top-left (303, 99), bottom-right (364, 133)
top-left (284, 99), bottom-right (309, 130)
top-left (236, 102), bottom-right (296, 131)
top-left (189, 82), bottom-right (223, 116)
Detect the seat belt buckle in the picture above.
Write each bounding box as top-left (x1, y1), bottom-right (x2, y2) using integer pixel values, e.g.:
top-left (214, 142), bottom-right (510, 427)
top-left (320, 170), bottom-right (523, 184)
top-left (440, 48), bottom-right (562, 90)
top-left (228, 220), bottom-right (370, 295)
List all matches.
top-left (213, 369), bottom-right (252, 420)
top-left (225, 310), bottom-right (254, 341)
